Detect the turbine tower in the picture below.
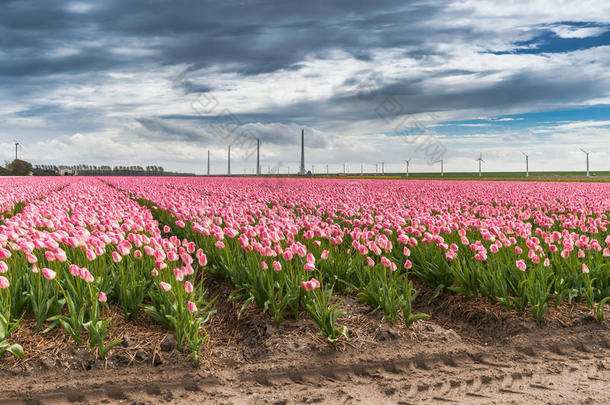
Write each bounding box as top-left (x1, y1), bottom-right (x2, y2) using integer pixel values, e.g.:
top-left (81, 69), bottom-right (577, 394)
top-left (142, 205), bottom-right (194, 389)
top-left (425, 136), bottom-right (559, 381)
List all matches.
top-left (14, 141), bottom-right (21, 160)
top-left (579, 148), bottom-right (590, 177)
top-left (521, 152), bottom-right (529, 177)
top-left (404, 159), bottom-right (410, 177)
top-left (227, 145), bottom-right (231, 176)
top-left (298, 129), bottom-right (306, 175)
top-left (440, 159), bottom-right (444, 177)
top-left (207, 150), bottom-right (210, 176)
top-left (476, 153), bottom-right (485, 177)
top-left (360, 163), bottom-right (363, 176)
top-left (256, 139), bottom-right (261, 176)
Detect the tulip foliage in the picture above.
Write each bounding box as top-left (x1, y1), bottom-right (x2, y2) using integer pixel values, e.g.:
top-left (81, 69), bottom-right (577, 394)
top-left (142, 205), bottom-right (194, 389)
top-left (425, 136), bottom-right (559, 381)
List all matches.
top-left (112, 177), bottom-right (610, 328)
top-left (1, 176), bottom-right (610, 363)
top-left (0, 178), bottom-right (214, 363)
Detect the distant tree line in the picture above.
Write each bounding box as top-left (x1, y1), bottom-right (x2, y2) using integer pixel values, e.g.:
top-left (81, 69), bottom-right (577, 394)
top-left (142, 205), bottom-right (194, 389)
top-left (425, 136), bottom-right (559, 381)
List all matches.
top-left (1, 159), bottom-right (33, 176)
top-left (32, 164), bottom-right (166, 176)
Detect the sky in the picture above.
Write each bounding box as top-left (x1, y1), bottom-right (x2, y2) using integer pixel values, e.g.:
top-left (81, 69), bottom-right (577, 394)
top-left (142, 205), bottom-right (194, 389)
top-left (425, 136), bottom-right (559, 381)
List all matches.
top-left (1, 0), bottom-right (610, 174)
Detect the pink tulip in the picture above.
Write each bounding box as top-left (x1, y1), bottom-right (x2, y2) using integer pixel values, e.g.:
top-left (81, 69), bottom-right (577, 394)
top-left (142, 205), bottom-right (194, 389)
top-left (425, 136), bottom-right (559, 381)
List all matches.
top-left (167, 250), bottom-right (179, 262)
top-left (304, 262), bottom-right (315, 271)
top-left (45, 251), bottom-right (56, 262)
top-left (197, 253), bottom-right (208, 266)
top-left (0, 261), bottom-right (7, 274)
top-left (582, 263), bottom-right (589, 274)
top-left (0, 248), bottom-right (11, 260)
top-left (188, 301), bottom-right (198, 313)
top-left (112, 251), bottom-right (122, 263)
top-left (81, 268), bottom-right (94, 283)
top-left (366, 257), bottom-right (375, 267)
top-left (98, 291), bottom-right (107, 303)
top-left (55, 250), bottom-right (67, 263)
top-left (306, 253), bottom-right (315, 264)
top-left (42, 268), bottom-right (56, 280)
top-left (86, 249), bottom-right (97, 261)
top-left (0, 276), bottom-right (9, 289)
top-left (261, 261), bottom-right (268, 270)
top-left (272, 261), bottom-right (282, 271)
top-left (404, 259), bottom-right (413, 270)
top-left (515, 246), bottom-right (523, 255)
top-left (184, 281), bottom-right (194, 293)
top-left (301, 278), bottom-right (320, 291)
top-left (159, 282), bottom-right (171, 292)
top-left (516, 259), bottom-right (527, 271)
top-left (321, 250), bottom-right (329, 260)
top-left (26, 253), bottom-right (38, 264)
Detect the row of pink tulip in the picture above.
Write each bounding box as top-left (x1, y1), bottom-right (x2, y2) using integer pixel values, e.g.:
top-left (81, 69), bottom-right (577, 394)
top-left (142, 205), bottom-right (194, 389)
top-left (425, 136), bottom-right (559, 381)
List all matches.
top-left (0, 178), bottom-right (214, 363)
top-left (0, 177), bottom-right (74, 222)
top-left (110, 177), bottom-right (610, 325)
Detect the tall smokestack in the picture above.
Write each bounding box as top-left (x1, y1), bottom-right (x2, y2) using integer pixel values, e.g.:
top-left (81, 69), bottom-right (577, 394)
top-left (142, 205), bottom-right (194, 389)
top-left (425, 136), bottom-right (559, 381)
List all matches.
top-left (207, 150), bottom-right (210, 176)
top-left (299, 129), bottom-right (306, 175)
top-left (256, 139), bottom-right (260, 175)
top-left (227, 145), bottom-right (231, 175)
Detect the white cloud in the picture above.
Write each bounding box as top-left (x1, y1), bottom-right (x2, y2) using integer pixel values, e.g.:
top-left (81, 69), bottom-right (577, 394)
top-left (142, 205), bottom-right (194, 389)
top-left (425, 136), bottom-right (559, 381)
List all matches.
top-left (550, 25), bottom-right (607, 39)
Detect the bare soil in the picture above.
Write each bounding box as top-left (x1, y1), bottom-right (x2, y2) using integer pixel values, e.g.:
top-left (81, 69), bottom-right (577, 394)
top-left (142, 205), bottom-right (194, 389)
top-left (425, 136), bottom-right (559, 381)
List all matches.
top-left (1, 277), bottom-right (609, 405)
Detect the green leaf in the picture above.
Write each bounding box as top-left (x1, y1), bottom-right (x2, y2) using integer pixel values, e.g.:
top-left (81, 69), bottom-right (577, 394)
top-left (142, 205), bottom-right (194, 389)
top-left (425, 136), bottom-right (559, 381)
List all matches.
top-left (238, 295), bottom-right (255, 318)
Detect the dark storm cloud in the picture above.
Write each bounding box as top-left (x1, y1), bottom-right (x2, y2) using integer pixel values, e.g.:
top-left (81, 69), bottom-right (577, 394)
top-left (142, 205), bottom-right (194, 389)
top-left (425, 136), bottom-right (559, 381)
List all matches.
top-left (0, 1), bottom-right (451, 79)
top-left (135, 117), bottom-right (209, 142)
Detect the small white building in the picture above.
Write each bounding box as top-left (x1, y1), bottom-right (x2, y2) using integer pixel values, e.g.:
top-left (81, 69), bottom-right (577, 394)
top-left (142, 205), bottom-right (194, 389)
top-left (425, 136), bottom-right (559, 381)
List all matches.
top-left (60, 168), bottom-right (77, 176)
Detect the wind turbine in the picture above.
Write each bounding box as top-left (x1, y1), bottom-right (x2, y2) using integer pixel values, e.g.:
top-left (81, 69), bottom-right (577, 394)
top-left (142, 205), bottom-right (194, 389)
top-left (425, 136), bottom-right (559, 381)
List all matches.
top-left (521, 152), bottom-right (529, 177)
top-left (579, 148), bottom-right (590, 177)
top-left (404, 159), bottom-right (410, 177)
top-left (13, 140), bottom-right (23, 161)
top-left (440, 159), bottom-right (444, 177)
top-left (475, 153), bottom-right (485, 177)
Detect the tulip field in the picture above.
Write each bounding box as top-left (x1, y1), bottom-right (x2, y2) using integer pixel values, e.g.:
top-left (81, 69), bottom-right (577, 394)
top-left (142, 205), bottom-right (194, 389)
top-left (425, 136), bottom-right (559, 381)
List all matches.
top-left (1, 176), bottom-right (610, 366)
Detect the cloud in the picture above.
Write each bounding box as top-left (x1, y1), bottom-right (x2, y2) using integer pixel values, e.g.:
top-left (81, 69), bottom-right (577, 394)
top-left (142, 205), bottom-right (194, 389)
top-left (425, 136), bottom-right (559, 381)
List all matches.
top-left (550, 24), bottom-right (607, 39)
top-left (1, 0), bottom-right (610, 172)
